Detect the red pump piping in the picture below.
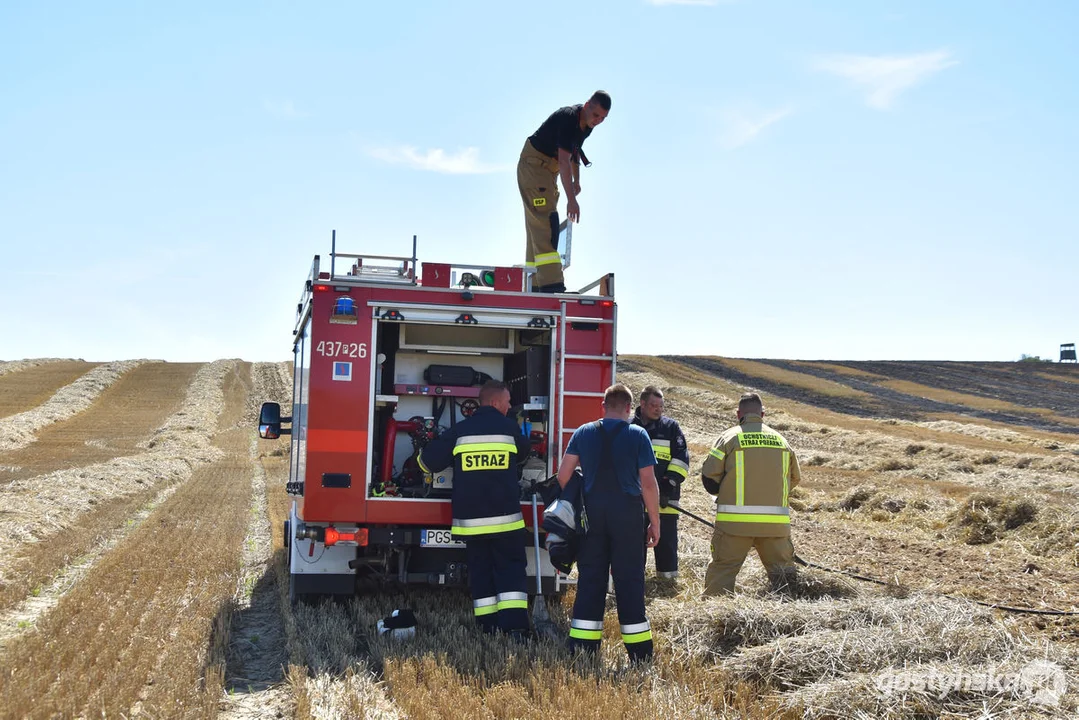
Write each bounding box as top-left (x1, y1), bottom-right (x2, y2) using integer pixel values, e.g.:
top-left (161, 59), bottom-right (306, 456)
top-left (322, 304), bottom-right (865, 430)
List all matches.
top-left (380, 417), bottom-right (422, 485)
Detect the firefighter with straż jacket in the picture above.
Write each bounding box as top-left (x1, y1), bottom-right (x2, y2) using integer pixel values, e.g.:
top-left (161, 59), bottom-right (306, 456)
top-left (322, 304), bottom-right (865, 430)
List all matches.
top-left (700, 393), bottom-right (801, 596)
top-left (632, 386), bottom-right (690, 579)
top-left (419, 380), bottom-right (533, 639)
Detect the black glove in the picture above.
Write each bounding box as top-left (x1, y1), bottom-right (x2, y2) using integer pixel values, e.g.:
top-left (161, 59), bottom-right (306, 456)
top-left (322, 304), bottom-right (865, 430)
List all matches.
top-left (659, 475), bottom-right (679, 509)
top-left (536, 474), bottom-right (561, 506)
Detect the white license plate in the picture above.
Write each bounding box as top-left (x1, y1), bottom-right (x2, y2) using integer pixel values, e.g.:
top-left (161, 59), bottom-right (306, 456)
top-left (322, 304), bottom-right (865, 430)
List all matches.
top-left (420, 529), bottom-right (464, 548)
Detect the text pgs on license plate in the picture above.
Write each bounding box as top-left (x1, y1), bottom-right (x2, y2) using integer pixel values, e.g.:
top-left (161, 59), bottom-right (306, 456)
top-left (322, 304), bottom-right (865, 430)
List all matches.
top-left (420, 529), bottom-right (464, 548)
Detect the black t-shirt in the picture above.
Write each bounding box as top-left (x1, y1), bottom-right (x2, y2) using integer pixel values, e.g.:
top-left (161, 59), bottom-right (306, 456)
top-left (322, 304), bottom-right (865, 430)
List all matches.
top-left (528, 104), bottom-right (592, 160)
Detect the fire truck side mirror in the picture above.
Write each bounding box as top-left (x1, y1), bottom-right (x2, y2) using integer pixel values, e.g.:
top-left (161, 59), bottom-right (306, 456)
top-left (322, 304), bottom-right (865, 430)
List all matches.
top-left (258, 402), bottom-right (292, 440)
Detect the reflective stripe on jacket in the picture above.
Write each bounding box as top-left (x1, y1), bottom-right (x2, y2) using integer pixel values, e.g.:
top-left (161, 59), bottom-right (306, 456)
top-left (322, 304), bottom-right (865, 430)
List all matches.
top-left (419, 406), bottom-right (532, 535)
top-left (632, 409), bottom-right (690, 508)
top-left (700, 414), bottom-right (800, 537)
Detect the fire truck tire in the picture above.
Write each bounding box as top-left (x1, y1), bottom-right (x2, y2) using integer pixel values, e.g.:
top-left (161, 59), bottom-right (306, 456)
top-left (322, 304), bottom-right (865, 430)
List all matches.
top-left (283, 520), bottom-right (290, 550)
top-left (287, 573), bottom-right (315, 607)
top-left (288, 573), bottom-right (352, 605)
top-left (287, 575), bottom-right (319, 606)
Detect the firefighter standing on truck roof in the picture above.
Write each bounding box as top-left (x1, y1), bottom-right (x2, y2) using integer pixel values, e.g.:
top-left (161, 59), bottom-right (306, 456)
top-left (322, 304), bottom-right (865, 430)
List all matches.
top-left (632, 386), bottom-right (690, 579)
top-left (517, 90), bottom-right (611, 294)
top-left (556, 383), bottom-right (660, 662)
top-left (701, 392), bottom-right (802, 596)
top-left (419, 380), bottom-right (534, 639)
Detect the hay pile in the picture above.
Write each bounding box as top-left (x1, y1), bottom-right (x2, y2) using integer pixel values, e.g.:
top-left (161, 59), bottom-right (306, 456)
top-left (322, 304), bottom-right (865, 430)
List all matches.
top-left (788, 656), bottom-right (1073, 719)
top-left (806, 484), bottom-right (952, 529)
top-left (1021, 506), bottom-right (1079, 568)
top-left (661, 593), bottom-right (1077, 718)
top-left (938, 491), bottom-right (1079, 567)
top-left (951, 492), bottom-right (1038, 545)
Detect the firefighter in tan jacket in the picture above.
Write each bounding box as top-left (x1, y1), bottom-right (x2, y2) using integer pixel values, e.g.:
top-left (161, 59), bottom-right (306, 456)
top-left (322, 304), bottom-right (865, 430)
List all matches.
top-left (701, 393), bottom-right (801, 596)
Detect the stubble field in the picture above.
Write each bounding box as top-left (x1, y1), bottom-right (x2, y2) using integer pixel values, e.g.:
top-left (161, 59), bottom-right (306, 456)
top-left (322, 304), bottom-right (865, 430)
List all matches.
top-left (0, 356), bottom-right (1076, 719)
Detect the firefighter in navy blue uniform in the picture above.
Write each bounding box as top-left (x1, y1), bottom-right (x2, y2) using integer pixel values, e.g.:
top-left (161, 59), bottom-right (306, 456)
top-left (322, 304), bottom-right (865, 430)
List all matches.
top-left (419, 380), bottom-right (533, 637)
top-left (556, 383), bottom-right (661, 662)
top-left (632, 386), bottom-right (690, 579)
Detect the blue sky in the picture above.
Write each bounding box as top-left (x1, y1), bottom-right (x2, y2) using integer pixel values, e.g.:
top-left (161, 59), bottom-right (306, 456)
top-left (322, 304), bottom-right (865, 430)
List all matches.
top-left (2, 0), bottom-right (1077, 363)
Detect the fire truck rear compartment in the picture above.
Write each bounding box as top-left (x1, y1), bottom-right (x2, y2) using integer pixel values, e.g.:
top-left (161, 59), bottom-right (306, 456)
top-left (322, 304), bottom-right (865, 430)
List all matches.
top-left (270, 245), bottom-right (617, 603)
top-left (294, 317), bottom-right (557, 597)
top-left (371, 321), bottom-right (552, 500)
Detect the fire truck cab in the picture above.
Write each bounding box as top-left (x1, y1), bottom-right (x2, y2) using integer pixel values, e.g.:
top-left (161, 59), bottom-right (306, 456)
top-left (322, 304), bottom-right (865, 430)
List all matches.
top-left (258, 234), bottom-right (617, 604)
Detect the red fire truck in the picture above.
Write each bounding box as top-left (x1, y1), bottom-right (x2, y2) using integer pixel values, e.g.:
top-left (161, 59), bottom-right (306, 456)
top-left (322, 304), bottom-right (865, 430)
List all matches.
top-left (258, 233), bottom-right (617, 603)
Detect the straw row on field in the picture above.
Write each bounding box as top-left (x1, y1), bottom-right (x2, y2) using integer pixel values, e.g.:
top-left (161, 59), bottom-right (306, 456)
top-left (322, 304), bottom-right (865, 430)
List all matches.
top-left (0, 358), bottom-right (67, 377)
top-left (0, 359), bottom-right (236, 565)
top-left (0, 359), bottom-right (149, 452)
top-left (0, 362), bottom-right (253, 718)
top-left (0, 481), bottom-right (179, 648)
top-left (622, 365), bottom-right (1079, 511)
top-left (625, 356), bottom-right (1079, 456)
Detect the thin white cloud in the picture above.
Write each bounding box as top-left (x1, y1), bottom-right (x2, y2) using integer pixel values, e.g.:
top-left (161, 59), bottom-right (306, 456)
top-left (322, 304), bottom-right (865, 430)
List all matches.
top-left (646, 0), bottom-right (723, 5)
top-left (719, 107), bottom-right (792, 150)
top-left (263, 99), bottom-right (309, 118)
top-left (812, 50), bottom-right (957, 110)
top-left (368, 146), bottom-right (504, 174)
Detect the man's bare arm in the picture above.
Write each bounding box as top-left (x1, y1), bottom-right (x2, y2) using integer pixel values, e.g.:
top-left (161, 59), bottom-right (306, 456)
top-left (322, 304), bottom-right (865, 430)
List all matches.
top-left (639, 465), bottom-right (661, 547)
top-left (557, 452), bottom-right (580, 489)
top-left (558, 148), bottom-right (580, 221)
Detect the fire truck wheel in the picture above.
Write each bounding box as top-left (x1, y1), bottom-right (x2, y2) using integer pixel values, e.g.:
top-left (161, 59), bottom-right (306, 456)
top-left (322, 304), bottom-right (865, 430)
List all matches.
top-left (288, 574), bottom-right (320, 606)
top-left (288, 574), bottom-right (312, 606)
top-left (283, 520), bottom-right (290, 550)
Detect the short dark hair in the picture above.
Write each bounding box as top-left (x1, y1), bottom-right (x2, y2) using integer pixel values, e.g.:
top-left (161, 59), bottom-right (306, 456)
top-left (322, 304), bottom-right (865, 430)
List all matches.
top-left (589, 90), bottom-right (612, 111)
top-left (479, 380), bottom-right (510, 406)
top-left (738, 392), bottom-right (763, 414)
top-left (640, 385), bottom-right (663, 404)
top-left (604, 383), bottom-right (633, 410)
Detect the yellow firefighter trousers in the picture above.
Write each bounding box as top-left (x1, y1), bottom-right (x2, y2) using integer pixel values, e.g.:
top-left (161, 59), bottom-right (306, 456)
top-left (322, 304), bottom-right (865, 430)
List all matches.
top-left (516, 140), bottom-right (564, 288)
top-left (703, 530), bottom-right (795, 596)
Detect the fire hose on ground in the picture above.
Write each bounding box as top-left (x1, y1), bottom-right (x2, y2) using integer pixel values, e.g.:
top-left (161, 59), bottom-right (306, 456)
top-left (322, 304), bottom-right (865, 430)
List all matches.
top-left (670, 505), bottom-right (1079, 617)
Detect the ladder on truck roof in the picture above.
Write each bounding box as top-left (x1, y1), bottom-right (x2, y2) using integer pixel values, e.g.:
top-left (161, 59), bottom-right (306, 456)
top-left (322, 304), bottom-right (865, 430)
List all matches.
top-left (332, 231), bottom-right (418, 285)
top-left (558, 300), bottom-right (617, 455)
top-left (322, 224), bottom-right (578, 292)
